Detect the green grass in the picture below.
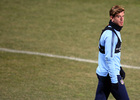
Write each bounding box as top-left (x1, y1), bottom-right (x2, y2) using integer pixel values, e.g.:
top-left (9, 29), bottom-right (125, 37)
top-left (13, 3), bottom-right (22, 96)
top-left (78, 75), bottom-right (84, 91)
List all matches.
top-left (0, 52), bottom-right (140, 100)
top-left (0, 52), bottom-right (96, 100)
top-left (0, 0), bottom-right (140, 99)
top-left (0, 0), bottom-right (140, 65)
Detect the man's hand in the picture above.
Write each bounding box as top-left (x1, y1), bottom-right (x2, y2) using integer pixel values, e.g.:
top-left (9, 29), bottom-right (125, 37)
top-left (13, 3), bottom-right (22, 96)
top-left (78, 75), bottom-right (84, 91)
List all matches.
top-left (120, 67), bottom-right (125, 79)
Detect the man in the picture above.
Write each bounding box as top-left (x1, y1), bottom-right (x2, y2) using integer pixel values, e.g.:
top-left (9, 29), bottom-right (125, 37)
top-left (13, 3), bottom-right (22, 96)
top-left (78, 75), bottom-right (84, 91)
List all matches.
top-left (95, 5), bottom-right (129, 100)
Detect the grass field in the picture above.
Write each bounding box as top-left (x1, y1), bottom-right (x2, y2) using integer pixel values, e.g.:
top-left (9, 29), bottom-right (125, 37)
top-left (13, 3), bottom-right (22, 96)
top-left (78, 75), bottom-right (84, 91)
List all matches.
top-left (0, 0), bottom-right (140, 100)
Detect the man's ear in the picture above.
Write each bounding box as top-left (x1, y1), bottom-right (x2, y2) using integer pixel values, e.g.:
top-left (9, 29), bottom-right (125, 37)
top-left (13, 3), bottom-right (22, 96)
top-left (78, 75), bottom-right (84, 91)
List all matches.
top-left (110, 16), bottom-right (114, 22)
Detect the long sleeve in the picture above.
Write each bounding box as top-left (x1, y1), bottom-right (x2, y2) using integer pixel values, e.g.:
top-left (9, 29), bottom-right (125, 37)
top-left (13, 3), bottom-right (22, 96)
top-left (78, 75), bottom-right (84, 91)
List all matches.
top-left (104, 30), bottom-right (118, 83)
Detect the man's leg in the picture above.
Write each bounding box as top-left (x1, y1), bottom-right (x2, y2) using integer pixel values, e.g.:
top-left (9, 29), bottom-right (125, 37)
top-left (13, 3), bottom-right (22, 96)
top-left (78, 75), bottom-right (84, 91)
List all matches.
top-left (95, 74), bottom-right (111, 100)
top-left (111, 75), bottom-right (129, 100)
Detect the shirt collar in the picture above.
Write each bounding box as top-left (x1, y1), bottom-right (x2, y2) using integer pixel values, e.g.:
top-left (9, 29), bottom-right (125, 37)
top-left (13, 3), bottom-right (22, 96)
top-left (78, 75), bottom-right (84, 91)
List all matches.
top-left (109, 20), bottom-right (123, 31)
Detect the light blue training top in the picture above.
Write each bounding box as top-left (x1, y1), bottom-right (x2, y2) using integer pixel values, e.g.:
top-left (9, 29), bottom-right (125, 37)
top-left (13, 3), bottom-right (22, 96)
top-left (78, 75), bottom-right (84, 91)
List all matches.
top-left (96, 26), bottom-right (122, 84)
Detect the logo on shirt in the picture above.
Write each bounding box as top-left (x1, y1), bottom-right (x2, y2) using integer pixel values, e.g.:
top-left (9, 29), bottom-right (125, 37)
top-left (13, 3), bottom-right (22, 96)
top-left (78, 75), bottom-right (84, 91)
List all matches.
top-left (116, 47), bottom-right (121, 52)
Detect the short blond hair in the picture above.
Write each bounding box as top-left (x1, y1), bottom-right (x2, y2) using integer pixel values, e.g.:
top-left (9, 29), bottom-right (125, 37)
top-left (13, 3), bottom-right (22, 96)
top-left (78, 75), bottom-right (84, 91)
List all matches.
top-left (109, 5), bottom-right (125, 17)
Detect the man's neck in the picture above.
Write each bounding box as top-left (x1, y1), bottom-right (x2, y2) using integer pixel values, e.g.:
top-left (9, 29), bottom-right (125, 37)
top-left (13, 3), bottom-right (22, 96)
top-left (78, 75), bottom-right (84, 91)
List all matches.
top-left (109, 20), bottom-right (123, 31)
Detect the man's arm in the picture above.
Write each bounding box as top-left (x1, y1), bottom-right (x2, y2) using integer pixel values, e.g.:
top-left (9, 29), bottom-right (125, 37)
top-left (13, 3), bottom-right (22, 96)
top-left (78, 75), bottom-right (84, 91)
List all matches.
top-left (104, 30), bottom-right (118, 84)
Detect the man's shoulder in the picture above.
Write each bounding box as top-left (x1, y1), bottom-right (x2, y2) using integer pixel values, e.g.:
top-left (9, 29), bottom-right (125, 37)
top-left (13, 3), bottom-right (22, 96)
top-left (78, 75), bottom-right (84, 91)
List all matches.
top-left (102, 29), bottom-right (113, 38)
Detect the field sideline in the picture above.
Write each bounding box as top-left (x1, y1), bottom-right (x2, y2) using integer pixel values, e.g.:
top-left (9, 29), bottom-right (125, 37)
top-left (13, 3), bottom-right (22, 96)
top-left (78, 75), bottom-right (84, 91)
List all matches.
top-left (0, 47), bottom-right (140, 69)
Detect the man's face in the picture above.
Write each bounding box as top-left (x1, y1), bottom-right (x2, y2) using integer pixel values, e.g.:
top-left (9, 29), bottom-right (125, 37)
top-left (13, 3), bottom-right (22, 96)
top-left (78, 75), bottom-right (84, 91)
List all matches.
top-left (110, 11), bottom-right (125, 27)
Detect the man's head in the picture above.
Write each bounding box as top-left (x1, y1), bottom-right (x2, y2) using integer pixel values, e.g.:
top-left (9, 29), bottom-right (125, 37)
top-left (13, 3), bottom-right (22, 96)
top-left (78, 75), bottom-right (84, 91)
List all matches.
top-left (109, 5), bottom-right (125, 27)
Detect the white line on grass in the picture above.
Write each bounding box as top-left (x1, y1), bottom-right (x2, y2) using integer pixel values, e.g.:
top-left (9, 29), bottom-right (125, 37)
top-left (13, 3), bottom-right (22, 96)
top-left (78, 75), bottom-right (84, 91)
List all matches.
top-left (0, 48), bottom-right (140, 69)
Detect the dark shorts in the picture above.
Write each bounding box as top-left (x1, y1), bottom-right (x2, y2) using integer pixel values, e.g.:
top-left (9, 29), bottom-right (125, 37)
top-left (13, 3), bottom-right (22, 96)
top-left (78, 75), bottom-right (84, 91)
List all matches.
top-left (95, 74), bottom-right (129, 100)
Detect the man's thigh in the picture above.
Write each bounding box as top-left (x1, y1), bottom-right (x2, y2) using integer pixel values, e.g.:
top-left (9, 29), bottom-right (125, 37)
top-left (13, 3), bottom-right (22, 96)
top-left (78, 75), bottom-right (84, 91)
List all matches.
top-left (111, 75), bottom-right (129, 100)
top-left (95, 75), bottom-right (111, 100)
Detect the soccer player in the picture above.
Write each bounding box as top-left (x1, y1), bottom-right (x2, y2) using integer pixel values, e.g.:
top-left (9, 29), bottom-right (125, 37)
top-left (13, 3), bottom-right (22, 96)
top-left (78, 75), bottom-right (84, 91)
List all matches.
top-left (95, 5), bottom-right (129, 100)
